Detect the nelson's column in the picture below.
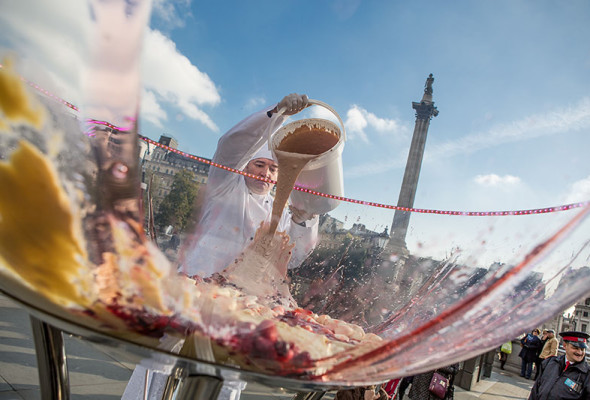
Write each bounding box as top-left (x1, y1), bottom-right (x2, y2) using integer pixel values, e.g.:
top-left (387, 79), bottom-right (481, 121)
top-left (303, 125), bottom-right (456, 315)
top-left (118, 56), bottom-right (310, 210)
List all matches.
top-left (387, 74), bottom-right (439, 256)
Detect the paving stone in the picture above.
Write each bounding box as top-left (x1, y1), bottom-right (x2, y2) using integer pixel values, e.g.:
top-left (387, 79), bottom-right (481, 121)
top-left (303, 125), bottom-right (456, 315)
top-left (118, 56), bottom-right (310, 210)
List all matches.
top-left (65, 340), bottom-right (133, 386)
top-left (0, 391), bottom-right (26, 400)
top-left (70, 381), bottom-right (129, 399)
top-left (0, 316), bottom-right (40, 392)
top-left (65, 336), bottom-right (137, 372)
top-left (0, 376), bottom-right (14, 393)
top-left (0, 360), bottom-right (39, 391)
top-left (11, 390), bottom-right (37, 400)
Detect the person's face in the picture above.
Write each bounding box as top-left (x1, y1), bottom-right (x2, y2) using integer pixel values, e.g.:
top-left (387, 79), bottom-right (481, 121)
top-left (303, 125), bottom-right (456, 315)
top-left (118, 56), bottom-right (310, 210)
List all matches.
top-left (244, 158), bottom-right (278, 195)
top-left (533, 330), bottom-right (540, 336)
top-left (564, 342), bottom-right (586, 363)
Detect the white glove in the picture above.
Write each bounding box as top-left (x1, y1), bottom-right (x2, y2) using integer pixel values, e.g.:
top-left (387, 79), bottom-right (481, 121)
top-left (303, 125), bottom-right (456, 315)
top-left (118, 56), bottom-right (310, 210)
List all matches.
top-left (277, 93), bottom-right (309, 115)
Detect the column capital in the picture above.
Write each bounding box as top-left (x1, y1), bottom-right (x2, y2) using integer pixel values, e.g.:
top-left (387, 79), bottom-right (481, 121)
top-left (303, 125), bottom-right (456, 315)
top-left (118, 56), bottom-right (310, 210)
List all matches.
top-left (412, 101), bottom-right (439, 120)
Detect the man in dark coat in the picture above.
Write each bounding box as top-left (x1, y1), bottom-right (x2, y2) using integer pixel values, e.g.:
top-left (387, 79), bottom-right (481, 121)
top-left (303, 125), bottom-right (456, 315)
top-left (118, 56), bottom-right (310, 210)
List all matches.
top-left (528, 330), bottom-right (590, 400)
top-left (520, 329), bottom-right (543, 379)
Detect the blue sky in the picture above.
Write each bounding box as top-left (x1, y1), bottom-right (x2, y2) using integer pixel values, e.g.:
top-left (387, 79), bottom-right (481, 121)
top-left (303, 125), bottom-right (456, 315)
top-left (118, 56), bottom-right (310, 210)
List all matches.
top-left (1, 0), bottom-right (590, 265)
top-left (140, 0), bottom-right (590, 258)
top-left (140, 1), bottom-right (590, 210)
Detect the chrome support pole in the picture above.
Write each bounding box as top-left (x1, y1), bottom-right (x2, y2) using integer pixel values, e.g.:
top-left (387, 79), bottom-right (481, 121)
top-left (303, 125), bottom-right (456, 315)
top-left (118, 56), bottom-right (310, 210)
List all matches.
top-left (160, 366), bottom-right (184, 399)
top-left (291, 391), bottom-right (326, 400)
top-left (30, 316), bottom-right (70, 400)
top-left (161, 370), bottom-right (223, 400)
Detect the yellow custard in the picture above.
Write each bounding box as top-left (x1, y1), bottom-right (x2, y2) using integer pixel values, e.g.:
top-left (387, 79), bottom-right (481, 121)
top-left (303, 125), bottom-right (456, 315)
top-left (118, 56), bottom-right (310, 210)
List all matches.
top-left (0, 59), bottom-right (44, 129)
top-left (0, 140), bottom-right (91, 306)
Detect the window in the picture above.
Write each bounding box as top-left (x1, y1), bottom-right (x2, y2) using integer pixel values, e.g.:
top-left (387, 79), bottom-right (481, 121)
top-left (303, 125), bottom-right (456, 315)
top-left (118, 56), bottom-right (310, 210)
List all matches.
top-left (586, 298), bottom-right (590, 306)
top-left (582, 324), bottom-right (587, 333)
top-left (584, 311), bottom-right (589, 317)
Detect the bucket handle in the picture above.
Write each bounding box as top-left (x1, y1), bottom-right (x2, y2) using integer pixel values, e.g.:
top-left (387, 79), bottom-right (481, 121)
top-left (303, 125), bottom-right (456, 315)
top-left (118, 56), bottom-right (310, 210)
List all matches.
top-left (267, 99), bottom-right (347, 150)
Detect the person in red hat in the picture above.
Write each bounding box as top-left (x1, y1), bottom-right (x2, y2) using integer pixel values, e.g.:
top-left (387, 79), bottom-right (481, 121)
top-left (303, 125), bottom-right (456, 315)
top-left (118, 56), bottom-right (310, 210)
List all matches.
top-left (528, 330), bottom-right (590, 400)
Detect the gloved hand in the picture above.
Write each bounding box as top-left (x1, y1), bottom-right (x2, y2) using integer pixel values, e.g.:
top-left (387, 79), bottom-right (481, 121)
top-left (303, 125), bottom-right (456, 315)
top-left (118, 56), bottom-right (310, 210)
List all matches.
top-left (277, 93), bottom-right (309, 115)
top-left (289, 205), bottom-right (317, 225)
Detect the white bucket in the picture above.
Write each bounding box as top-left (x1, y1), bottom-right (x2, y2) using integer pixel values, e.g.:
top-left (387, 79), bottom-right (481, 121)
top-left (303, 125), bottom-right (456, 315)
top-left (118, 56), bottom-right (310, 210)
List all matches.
top-left (268, 100), bottom-right (346, 215)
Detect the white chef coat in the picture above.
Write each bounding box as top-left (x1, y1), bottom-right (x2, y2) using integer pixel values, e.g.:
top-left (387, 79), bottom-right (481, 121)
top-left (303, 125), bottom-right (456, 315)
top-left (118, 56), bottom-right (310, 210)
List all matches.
top-left (180, 106), bottom-right (318, 277)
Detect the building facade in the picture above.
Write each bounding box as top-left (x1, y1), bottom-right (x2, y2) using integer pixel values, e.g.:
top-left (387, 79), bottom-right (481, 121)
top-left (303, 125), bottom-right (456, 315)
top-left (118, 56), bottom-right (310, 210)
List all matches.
top-left (572, 296), bottom-right (590, 333)
top-left (141, 135), bottom-right (211, 207)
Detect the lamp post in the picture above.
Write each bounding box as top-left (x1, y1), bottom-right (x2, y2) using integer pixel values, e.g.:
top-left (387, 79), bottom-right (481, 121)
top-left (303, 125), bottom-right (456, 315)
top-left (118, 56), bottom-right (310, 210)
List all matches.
top-left (373, 233), bottom-right (389, 251)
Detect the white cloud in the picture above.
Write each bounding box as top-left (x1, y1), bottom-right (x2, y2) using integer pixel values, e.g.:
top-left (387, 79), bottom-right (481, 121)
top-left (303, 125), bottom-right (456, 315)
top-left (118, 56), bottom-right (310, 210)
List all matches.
top-left (1, 2), bottom-right (221, 131)
top-left (141, 89), bottom-right (167, 128)
top-left (474, 174), bottom-right (521, 187)
top-left (141, 29), bottom-right (221, 131)
top-left (562, 175), bottom-right (590, 204)
top-left (0, 0), bottom-right (91, 104)
top-left (344, 105), bottom-right (407, 143)
top-left (347, 97), bottom-right (590, 178)
top-left (345, 106), bottom-right (369, 143)
top-left (427, 98), bottom-right (590, 160)
top-left (177, 99), bottom-right (218, 131)
top-left (152, 0), bottom-right (192, 29)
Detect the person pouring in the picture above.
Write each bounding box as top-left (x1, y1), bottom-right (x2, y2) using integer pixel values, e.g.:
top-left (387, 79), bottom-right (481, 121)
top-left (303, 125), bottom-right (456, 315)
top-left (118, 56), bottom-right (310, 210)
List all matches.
top-left (180, 93), bottom-right (319, 279)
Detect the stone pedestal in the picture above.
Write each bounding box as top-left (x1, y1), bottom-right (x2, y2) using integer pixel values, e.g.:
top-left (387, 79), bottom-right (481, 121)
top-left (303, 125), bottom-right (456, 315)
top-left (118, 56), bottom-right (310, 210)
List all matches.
top-left (482, 350), bottom-right (495, 378)
top-left (456, 349), bottom-right (497, 390)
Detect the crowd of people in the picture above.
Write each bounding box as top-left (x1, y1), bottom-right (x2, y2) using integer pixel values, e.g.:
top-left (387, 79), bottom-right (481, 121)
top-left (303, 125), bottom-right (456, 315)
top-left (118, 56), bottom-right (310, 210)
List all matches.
top-left (518, 328), bottom-right (561, 380)
top-left (336, 329), bottom-right (589, 400)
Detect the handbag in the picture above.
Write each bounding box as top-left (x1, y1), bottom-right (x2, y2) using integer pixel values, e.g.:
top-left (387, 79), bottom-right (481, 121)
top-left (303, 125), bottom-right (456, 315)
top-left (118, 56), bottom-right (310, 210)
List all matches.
top-left (429, 372), bottom-right (449, 399)
top-left (501, 341), bottom-right (512, 354)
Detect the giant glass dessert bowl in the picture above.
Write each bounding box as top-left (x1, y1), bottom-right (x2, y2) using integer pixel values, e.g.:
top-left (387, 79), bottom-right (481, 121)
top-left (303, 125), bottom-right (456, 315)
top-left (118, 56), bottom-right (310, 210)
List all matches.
top-left (1, 1), bottom-right (590, 399)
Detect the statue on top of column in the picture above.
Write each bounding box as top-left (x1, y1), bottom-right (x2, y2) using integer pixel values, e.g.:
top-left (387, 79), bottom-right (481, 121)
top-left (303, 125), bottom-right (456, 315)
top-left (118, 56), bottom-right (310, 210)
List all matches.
top-left (424, 73), bottom-right (434, 96)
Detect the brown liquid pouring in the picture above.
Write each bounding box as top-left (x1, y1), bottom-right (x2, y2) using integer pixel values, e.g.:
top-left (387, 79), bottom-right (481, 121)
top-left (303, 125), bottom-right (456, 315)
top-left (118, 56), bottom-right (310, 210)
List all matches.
top-left (268, 125), bottom-right (339, 235)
